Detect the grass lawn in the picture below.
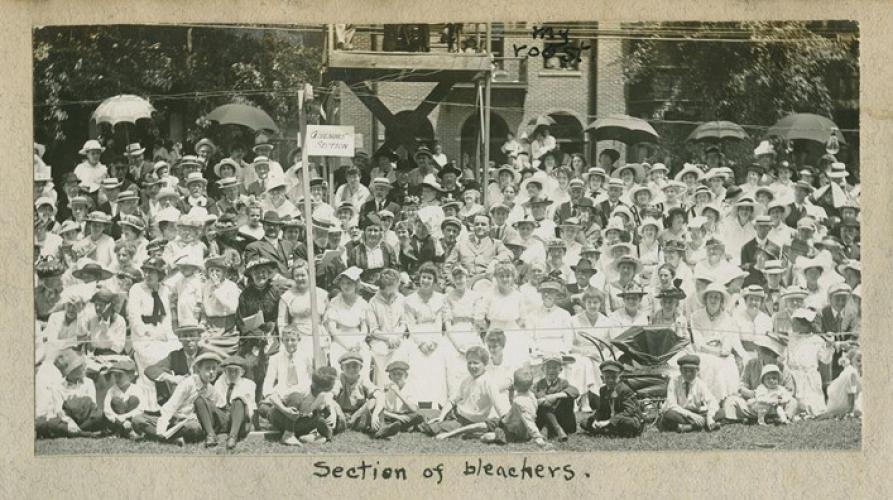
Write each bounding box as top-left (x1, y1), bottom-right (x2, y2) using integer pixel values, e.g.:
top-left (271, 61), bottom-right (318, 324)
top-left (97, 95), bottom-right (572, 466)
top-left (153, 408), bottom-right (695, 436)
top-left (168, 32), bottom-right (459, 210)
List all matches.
top-left (36, 417), bottom-right (860, 456)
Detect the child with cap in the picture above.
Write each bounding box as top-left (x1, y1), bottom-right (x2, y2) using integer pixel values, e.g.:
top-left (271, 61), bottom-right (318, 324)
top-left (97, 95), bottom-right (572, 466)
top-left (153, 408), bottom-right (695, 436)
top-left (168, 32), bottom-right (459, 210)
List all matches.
top-left (749, 364), bottom-right (796, 425)
top-left (421, 346), bottom-right (509, 439)
top-left (533, 354), bottom-right (580, 441)
top-left (332, 352), bottom-right (383, 434)
top-left (194, 355), bottom-right (256, 449)
top-left (721, 335), bottom-right (794, 423)
top-left (658, 354), bottom-right (720, 432)
top-left (103, 358), bottom-right (148, 438)
top-left (132, 351), bottom-right (222, 445)
top-left (586, 360), bottom-right (644, 438)
top-left (35, 349), bottom-right (105, 438)
top-left (479, 367), bottom-right (547, 447)
top-left (370, 360), bottom-right (425, 439)
top-left (268, 366), bottom-right (340, 446)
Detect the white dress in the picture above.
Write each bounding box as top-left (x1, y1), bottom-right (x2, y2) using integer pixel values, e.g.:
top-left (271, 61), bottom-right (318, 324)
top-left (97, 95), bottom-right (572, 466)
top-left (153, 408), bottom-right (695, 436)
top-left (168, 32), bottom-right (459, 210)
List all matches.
top-left (481, 288), bottom-right (530, 368)
top-left (324, 294), bottom-right (372, 379)
top-left (785, 333), bottom-right (834, 416)
top-left (404, 291), bottom-right (449, 407)
top-left (444, 288), bottom-right (483, 399)
top-left (277, 287), bottom-right (330, 363)
top-left (689, 308), bottom-right (747, 401)
top-left (822, 365), bottom-right (862, 418)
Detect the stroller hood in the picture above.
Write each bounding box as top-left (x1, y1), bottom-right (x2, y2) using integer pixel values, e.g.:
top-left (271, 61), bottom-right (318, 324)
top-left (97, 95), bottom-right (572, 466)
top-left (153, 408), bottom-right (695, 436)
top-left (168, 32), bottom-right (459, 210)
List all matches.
top-left (611, 326), bottom-right (690, 366)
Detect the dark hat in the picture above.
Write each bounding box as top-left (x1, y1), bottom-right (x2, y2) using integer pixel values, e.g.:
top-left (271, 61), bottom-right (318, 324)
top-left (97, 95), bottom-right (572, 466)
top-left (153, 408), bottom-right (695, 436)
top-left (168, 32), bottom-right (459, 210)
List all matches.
top-left (90, 288), bottom-right (118, 304)
top-left (386, 360), bottom-right (410, 372)
top-left (573, 197), bottom-right (594, 210)
top-left (441, 216), bottom-right (463, 232)
top-left (599, 148), bottom-right (620, 163)
top-left (309, 177), bottom-right (327, 189)
top-left (440, 193), bottom-right (462, 210)
top-left (145, 238), bottom-right (168, 253)
top-left (72, 262), bottom-right (114, 281)
top-left (373, 148), bottom-right (398, 162)
top-left (108, 358), bottom-right (137, 375)
top-left (724, 185), bottom-right (743, 200)
top-left (704, 145), bottom-right (722, 156)
top-left (599, 360), bottom-right (624, 374)
top-left (570, 258), bottom-right (596, 274)
top-left (244, 256), bottom-right (277, 274)
top-left (663, 239), bottom-right (686, 254)
top-left (677, 354), bottom-right (701, 368)
top-left (656, 278), bottom-right (687, 300)
top-left (35, 257), bottom-right (66, 279)
top-left (339, 352), bottom-right (364, 366)
top-left (438, 163), bottom-right (462, 179)
top-left (221, 355), bottom-right (249, 372)
top-left (758, 241), bottom-right (782, 260)
top-left (746, 163), bottom-right (765, 174)
top-left (261, 211), bottom-right (282, 225)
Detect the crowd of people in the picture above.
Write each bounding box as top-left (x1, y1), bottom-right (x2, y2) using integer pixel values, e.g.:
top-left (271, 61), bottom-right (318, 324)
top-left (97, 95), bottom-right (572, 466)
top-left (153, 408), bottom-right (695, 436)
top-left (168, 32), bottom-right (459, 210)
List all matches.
top-left (34, 125), bottom-right (862, 450)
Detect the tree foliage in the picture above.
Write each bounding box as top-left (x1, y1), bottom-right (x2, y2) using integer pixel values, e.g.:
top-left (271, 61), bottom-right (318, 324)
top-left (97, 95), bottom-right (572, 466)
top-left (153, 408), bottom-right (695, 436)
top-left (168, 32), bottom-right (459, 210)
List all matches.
top-left (622, 21), bottom-right (859, 167)
top-left (33, 25), bottom-right (323, 161)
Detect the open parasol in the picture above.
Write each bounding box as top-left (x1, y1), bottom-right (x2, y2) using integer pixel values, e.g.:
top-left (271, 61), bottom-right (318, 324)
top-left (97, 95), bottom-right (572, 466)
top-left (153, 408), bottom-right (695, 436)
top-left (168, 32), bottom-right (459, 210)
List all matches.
top-left (686, 120), bottom-right (749, 143)
top-left (92, 94), bottom-right (156, 126)
top-left (586, 114), bottom-right (660, 145)
top-left (766, 113), bottom-right (846, 145)
top-left (206, 103), bottom-right (280, 133)
top-left (524, 115), bottom-right (557, 137)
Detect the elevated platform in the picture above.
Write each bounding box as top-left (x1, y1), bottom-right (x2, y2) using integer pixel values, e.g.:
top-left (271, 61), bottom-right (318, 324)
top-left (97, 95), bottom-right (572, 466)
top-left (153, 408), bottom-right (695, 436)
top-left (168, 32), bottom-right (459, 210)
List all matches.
top-left (324, 50), bottom-right (491, 83)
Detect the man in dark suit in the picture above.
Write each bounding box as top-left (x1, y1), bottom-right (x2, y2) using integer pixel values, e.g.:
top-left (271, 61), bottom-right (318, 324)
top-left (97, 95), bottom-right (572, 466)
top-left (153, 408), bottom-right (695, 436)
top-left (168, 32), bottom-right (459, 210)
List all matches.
top-left (740, 215), bottom-right (776, 272)
top-left (244, 211), bottom-right (292, 277)
top-left (553, 178), bottom-right (587, 225)
top-left (819, 283), bottom-right (860, 386)
top-left (143, 325), bottom-right (202, 405)
top-left (358, 177), bottom-right (401, 227)
top-left (784, 181), bottom-right (813, 228)
top-left (596, 178), bottom-right (626, 228)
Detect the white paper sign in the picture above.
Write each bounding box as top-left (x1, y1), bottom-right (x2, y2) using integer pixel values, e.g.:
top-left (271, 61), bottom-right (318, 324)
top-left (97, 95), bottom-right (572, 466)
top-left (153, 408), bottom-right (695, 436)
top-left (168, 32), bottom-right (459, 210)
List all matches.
top-left (305, 125), bottom-right (355, 157)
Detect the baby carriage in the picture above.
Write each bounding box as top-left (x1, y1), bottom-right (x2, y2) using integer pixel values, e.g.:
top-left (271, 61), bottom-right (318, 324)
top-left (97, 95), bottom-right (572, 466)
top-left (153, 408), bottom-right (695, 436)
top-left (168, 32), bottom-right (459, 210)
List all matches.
top-left (578, 326), bottom-right (690, 422)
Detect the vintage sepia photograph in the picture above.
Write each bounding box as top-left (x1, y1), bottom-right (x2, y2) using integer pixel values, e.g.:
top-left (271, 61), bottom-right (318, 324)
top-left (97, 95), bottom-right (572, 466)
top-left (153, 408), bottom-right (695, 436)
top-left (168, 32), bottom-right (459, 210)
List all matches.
top-left (33, 21), bottom-right (862, 455)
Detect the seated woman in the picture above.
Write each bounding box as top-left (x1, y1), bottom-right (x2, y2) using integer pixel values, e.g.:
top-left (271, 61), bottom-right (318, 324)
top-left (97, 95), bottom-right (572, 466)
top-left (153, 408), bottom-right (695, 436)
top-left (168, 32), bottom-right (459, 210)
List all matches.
top-left (277, 258), bottom-right (331, 365)
top-left (324, 267), bottom-right (372, 379)
top-left (476, 261), bottom-right (529, 368)
top-left (404, 263), bottom-right (449, 408)
top-left (688, 283), bottom-right (748, 403)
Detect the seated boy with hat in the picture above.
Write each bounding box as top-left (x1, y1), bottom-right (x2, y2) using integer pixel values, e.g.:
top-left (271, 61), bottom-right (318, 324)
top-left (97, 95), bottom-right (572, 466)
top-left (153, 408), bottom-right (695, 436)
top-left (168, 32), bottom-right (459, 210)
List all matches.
top-left (132, 351), bottom-right (222, 445)
top-left (658, 354), bottom-right (720, 432)
top-left (194, 355), bottom-right (256, 449)
top-left (36, 349), bottom-right (106, 438)
top-left (533, 354), bottom-right (580, 441)
top-left (267, 366), bottom-right (340, 446)
top-left (103, 358), bottom-right (149, 438)
top-left (586, 360), bottom-right (644, 438)
top-left (332, 352), bottom-right (383, 434)
top-left (370, 360), bottom-right (425, 439)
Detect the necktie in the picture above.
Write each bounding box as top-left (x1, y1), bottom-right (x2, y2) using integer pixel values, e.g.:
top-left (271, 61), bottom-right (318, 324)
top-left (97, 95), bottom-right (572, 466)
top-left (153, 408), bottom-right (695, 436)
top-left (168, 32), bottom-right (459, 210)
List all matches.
top-left (151, 290), bottom-right (166, 318)
top-left (286, 355), bottom-right (300, 386)
top-left (226, 383), bottom-right (235, 406)
top-left (684, 382), bottom-right (691, 398)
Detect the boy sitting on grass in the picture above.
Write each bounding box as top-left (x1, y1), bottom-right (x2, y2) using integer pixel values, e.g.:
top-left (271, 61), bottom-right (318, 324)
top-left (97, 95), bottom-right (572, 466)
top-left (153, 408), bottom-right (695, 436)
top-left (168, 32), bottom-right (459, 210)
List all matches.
top-left (421, 346), bottom-right (509, 440)
top-left (371, 360), bottom-right (424, 439)
top-left (132, 352), bottom-right (222, 445)
top-left (533, 354), bottom-right (580, 441)
top-left (334, 352), bottom-right (384, 434)
top-left (586, 360), bottom-right (644, 437)
top-left (194, 355), bottom-right (256, 450)
top-left (658, 354), bottom-right (720, 433)
top-left (103, 358), bottom-right (148, 439)
top-left (268, 366), bottom-right (340, 446)
top-left (479, 367), bottom-right (548, 447)
top-left (36, 349), bottom-right (105, 438)
top-left (750, 364), bottom-right (795, 425)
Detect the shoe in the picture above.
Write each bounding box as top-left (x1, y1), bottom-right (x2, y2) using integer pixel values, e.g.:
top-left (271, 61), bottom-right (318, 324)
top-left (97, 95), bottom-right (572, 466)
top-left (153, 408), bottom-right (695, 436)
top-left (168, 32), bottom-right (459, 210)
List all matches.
top-left (205, 435), bottom-right (218, 448)
top-left (226, 437), bottom-right (237, 450)
top-left (676, 424), bottom-right (693, 433)
top-left (480, 432), bottom-right (497, 444)
top-left (280, 431), bottom-right (301, 446)
top-left (299, 431), bottom-right (319, 444)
